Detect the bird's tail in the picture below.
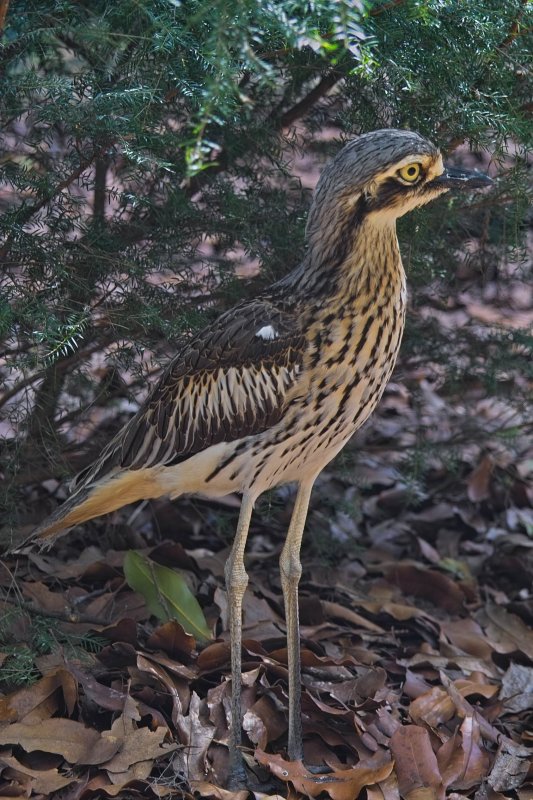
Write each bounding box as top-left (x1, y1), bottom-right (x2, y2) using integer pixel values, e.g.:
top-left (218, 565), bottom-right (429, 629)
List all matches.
top-left (20, 467), bottom-right (162, 549)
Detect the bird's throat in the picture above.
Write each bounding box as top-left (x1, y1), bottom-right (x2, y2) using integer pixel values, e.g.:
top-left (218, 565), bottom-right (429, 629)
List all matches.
top-left (336, 217), bottom-right (404, 306)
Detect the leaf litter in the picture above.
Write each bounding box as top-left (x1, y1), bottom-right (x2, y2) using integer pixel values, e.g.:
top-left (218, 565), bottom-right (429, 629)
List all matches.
top-left (3, 448), bottom-right (533, 800)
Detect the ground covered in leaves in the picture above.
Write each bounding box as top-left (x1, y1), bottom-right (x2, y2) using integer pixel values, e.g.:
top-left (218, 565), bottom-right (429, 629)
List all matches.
top-left (1, 194), bottom-right (532, 799)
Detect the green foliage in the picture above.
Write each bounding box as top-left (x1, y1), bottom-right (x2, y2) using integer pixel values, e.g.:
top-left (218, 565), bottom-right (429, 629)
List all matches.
top-left (123, 551), bottom-right (212, 641)
top-left (33, 310), bottom-right (91, 365)
top-left (0, 607), bottom-right (104, 691)
top-left (0, 0), bottom-right (531, 526)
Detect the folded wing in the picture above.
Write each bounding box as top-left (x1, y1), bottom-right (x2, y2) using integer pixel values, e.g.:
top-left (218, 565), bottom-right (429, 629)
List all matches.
top-left (23, 296), bottom-right (306, 545)
top-left (75, 297), bottom-right (304, 487)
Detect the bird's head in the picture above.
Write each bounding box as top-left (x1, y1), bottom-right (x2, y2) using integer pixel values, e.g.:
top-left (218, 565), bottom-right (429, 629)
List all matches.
top-left (307, 129), bottom-right (492, 238)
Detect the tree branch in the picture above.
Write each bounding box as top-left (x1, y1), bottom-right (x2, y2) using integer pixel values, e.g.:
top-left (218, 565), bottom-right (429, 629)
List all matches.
top-left (185, 70), bottom-right (344, 199)
top-left (24, 363), bottom-right (66, 449)
top-left (278, 72), bottom-right (342, 128)
top-left (93, 157), bottom-right (109, 222)
top-left (499, 0), bottom-right (529, 50)
top-left (0, 338), bottom-right (114, 413)
top-left (368, 0), bottom-right (405, 17)
top-left (0, 148), bottom-right (106, 261)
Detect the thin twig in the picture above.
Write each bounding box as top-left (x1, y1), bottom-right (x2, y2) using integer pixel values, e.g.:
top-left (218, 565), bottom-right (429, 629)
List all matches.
top-left (499, 0), bottom-right (529, 50)
top-left (368, 0), bottom-right (405, 17)
top-left (0, 372), bottom-right (39, 411)
top-left (279, 72), bottom-right (342, 129)
top-left (185, 71), bottom-right (343, 198)
top-left (0, 149), bottom-right (106, 260)
top-left (15, 153), bottom-right (102, 225)
top-left (93, 157), bottom-right (109, 222)
top-left (0, 338), bottom-right (114, 412)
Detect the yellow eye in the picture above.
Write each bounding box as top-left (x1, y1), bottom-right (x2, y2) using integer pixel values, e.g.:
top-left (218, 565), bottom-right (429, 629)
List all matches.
top-left (398, 163), bottom-right (421, 183)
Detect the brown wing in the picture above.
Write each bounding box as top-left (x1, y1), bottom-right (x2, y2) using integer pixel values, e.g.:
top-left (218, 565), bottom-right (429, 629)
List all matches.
top-left (72, 297), bottom-right (305, 489)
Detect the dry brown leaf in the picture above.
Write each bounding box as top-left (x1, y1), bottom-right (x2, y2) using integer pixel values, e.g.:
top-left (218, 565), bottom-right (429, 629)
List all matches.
top-left (173, 691), bottom-right (216, 782)
top-left (68, 772), bottom-right (176, 796)
top-left (479, 605), bottom-right (533, 660)
top-left (32, 545), bottom-right (105, 579)
top-left (147, 619), bottom-right (196, 660)
top-left (488, 739), bottom-right (531, 792)
top-left (100, 714), bottom-right (176, 784)
top-left (401, 653), bottom-right (500, 679)
top-left (0, 667), bottom-right (77, 724)
top-left (139, 650), bottom-right (197, 681)
top-left (134, 653), bottom-right (188, 726)
top-left (100, 617), bottom-right (140, 646)
top-left (482, 791), bottom-right (515, 800)
top-left (416, 537), bottom-right (442, 565)
top-left (322, 600), bottom-right (386, 633)
top-left (256, 750), bottom-right (393, 800)
top-left (439, 674), bottom-right (512, 751)
top-left (270, 646), bottom-right (358, 671)
top-left (66, 663), bottom-right (128, 712)
top-left (188, 780), bottom-right (251, 799)
top-left (197, 641), bottom-right (231, 672)
top-left (302, 689), bottom-right (353, 719)
top-left (500, 663), bottom-right (533, 712)
top-left (454, 716), bottom-right (490, 789)
top-left (409, 686), bottom-right (456, 729)
top-left (437, 716), bottom-right (490, 790)
top-left (21, 580), bottom-right (68, 614)
top-left (364, 588), bottom-right (417, 612)
top-left (0, 752), bottom-right (74, 794)
top-left (0, 761), bottom-right (33, 796)
top-left (390, 725), bottom-right (445, 800)
top-left (254, 794), bottom-right (294, 800)
top-left (385, 565), bottom-right (465, 614)
top-left (454, 679), bottom-right (498, 700)
top-left (243, 705), bottom-right (269, 750)
top-left (403, 670), bottom-right (432, 701)
top-left (405, 503), bottom-right (457, 529)
top-left (0, 718), bottom-right (120, 764)
top-left (467, 455), bottom-right (495, 502)
top-left (441, 619), bottom-right (493, 660)
top-left (243, 695), bottom-right (286, 749)
top-left (367, 772), bottom-right (401, 800)
top-left (378, 601), bottom-right (432, 622)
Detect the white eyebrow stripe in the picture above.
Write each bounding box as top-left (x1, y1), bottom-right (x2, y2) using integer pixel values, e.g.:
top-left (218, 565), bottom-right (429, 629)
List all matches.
top-left (256, 325), bottom-right (278, 340)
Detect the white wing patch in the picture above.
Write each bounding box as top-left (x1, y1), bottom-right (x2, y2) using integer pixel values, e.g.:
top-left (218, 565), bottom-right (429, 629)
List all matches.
top-left (256, 325), bottom-right (278, 340)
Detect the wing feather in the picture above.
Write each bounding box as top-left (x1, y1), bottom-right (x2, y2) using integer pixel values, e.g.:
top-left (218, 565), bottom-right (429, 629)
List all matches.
top-left (71, 297), bottom-right (305, 490)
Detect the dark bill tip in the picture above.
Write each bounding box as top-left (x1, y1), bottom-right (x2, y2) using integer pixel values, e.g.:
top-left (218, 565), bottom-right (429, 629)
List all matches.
top-left (432, 166), bottom-right (493, 190)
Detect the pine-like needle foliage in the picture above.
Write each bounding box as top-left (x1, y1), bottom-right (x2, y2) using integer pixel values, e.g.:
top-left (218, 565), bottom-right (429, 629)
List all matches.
top-left (0, 0), bottom-right (531, 534)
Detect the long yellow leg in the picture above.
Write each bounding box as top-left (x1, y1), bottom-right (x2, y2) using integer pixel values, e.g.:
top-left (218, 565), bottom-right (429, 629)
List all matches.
top-left (279, 478), bottom-right (315, 761)
top-left (225, 490), bottom-right (255, 787)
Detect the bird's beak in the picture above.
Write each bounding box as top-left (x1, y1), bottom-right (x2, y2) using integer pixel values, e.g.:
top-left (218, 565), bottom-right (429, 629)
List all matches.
top-left (432, 166), bottom-right (493, 190)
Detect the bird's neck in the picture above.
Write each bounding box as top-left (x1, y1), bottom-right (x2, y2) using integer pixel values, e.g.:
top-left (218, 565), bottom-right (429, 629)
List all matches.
top-left (339, 217), bottom-right (405, 310)
top-left (281, 215), bottom-right (405, 307)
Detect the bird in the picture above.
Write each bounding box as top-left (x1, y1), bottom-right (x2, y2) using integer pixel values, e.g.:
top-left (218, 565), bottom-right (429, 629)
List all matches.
top-left (24, 129), bottom-right (491, 785)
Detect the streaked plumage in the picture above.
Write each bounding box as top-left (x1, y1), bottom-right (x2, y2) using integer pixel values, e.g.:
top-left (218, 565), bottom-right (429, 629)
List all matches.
top-left (25, 129), bottom-right (491, 784)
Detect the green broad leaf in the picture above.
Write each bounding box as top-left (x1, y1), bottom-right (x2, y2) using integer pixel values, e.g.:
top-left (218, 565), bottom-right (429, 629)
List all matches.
top-left (439, 558), bottom-right (472, 581)
top-left (123, 551), bottom-right (212, 643)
